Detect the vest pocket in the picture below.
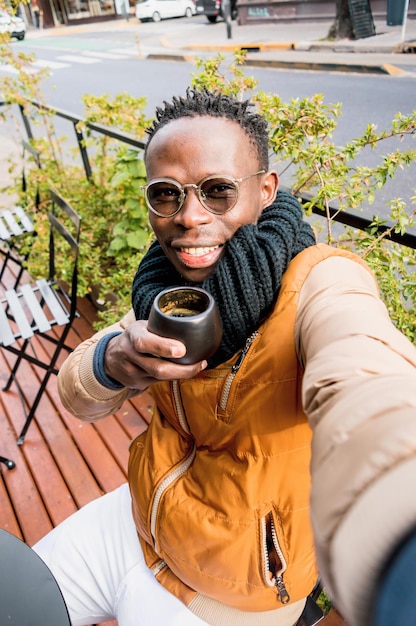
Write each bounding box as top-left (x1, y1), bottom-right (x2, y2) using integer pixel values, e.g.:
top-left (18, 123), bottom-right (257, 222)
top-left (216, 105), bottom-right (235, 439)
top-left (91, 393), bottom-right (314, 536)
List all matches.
top-left (261, 511), bottom-right (290, 604)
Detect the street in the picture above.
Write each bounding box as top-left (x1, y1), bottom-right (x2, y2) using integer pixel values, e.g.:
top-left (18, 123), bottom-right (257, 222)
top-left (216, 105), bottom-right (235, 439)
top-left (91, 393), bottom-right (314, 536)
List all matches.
top-left (1, 15), bottom-right (416, 223)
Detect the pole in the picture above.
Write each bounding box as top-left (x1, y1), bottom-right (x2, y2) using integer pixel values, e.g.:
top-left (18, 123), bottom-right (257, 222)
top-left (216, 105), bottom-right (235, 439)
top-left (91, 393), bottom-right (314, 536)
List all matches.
top-left (401, 0), bottom-right (410, 41)
top-left (222, 0), bottom-right (232, 39)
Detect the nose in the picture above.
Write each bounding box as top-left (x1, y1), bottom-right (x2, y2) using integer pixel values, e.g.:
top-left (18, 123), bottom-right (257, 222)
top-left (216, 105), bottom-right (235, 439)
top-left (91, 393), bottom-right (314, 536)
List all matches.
top-left (173, 185), bottom-right (211, 228)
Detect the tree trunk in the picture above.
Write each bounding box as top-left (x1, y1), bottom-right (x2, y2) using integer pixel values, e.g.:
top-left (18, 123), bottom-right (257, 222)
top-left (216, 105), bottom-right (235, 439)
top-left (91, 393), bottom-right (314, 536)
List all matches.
top-left (327, 0), bottom-right (354, 39)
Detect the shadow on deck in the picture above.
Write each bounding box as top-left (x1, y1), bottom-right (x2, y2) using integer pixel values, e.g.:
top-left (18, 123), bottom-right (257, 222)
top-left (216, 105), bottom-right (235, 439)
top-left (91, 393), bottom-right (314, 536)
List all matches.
top-left (0, 265), bottom-right (153, 626)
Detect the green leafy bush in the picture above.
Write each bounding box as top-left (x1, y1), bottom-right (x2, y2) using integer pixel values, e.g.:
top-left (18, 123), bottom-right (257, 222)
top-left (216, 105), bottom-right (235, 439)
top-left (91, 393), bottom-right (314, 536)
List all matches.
top-left (1, 42), bottom-right (415, 341)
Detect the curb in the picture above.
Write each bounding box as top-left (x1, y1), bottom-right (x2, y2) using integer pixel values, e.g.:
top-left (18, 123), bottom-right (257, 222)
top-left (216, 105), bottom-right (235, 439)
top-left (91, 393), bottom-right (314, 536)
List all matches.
top-left (183, 41), bottom-right (294, 52)
top-left (381, 63), bottom-right (408, 75)
top-left (243, 58), bottom-right (406, 75)
top-left (147, 53), bottom-right (197, 62)
top-left (159, 36), bottom-right (409, 74)
top-left (394, 41), bottom-right (416, 53)
top-left (148, 46), bottom-right (406, 75)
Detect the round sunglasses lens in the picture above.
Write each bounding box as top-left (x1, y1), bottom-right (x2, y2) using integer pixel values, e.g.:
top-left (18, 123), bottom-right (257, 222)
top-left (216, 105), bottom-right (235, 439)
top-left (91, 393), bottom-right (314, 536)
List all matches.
top-left (200, 178), bottom-right (238, 213)
top-left (147, 182), bottom-right (181, 215)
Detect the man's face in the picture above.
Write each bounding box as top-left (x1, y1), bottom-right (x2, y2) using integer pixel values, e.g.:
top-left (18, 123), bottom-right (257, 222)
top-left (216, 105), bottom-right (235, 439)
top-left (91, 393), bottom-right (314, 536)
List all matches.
top-left (145, 116), bottom-right (278, 283)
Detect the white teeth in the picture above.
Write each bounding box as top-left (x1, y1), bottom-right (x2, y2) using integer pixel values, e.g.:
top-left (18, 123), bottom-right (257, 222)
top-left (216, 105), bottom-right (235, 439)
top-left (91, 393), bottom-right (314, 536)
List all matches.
top-left (181, 246), bottom-right (218, 256)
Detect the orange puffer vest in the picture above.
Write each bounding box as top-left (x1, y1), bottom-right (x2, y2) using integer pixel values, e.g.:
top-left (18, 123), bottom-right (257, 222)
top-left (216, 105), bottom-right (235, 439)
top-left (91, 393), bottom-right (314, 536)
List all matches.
top-left (128, 244), bottom-right (361, 612)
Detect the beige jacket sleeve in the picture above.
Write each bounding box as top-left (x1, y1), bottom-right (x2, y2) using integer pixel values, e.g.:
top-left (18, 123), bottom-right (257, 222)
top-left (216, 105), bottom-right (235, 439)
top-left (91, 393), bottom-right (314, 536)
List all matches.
top-left (295, 256), bottom-right (416, 626)
top-left (58, 309), bottom-right (140, 421)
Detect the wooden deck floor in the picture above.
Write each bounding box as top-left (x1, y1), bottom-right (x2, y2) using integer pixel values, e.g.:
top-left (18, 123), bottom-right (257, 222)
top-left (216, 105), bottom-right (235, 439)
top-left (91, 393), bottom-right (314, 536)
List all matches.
top-left (0, 263), bottom-right (153, 626)
top-left (0, 263), bottom-right (346, 626)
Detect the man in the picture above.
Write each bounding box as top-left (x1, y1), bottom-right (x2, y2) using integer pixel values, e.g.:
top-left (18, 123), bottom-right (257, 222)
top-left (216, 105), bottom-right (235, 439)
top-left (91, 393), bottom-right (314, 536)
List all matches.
top-left (33, 89), bottom-right (416, 626)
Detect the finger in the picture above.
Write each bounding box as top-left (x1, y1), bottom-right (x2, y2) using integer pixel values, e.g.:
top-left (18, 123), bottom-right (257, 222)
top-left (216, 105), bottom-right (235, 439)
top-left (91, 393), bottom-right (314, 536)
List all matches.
top-left (130, 330), bottom-right (187, 361)
top-left (133, 353), bottom-right (207, 382)
top-left (112, 352), bottom-right (207, 389)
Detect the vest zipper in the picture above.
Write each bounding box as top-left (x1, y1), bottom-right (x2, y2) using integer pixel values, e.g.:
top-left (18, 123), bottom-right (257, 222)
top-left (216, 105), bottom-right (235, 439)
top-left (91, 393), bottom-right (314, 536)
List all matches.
top-left (149, 380), bottom-right (195, 550)
top-left (152, 559), bottom-right (167, 577)
top-left (172, 379), bottom-right (191, 434)
top-left (219, 331), bottom-right (259, 411)
top-left (261, 512), bottom-right (290, 605)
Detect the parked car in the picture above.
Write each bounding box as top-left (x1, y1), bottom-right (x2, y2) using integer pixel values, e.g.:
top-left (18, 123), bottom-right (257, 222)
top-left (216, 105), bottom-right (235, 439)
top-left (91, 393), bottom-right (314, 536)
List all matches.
top-left (0, 10), bottom-right (26, 40)
top-left (135, 0), bottom-right (195, 21)
top-left (195, 0), bottom-right (237, 23)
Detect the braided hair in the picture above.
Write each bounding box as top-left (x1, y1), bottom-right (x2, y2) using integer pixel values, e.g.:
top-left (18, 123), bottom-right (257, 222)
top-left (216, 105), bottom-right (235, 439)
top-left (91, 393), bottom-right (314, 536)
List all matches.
top-left (144, 88), bottom-right (270, 170)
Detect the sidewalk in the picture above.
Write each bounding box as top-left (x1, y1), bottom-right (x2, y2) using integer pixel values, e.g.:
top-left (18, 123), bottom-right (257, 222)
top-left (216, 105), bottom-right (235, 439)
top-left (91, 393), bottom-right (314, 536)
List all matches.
top-left (160, 18), bottom-right (416, 75)
top-left (23, 16), bottom-right (416, 75)
top-left (165, 18), bottom-right (416, 54)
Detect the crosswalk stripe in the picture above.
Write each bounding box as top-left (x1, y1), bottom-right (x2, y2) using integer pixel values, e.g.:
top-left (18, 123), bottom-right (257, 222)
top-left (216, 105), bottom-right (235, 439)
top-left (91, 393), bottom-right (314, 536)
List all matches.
top-left (33, 59), bottom-right (71, 69)
top-left (0, 65), bottom-right (19, 74)
top-left (57, 55), bottom-right (101, 64)
top-left (0, 64), bottom-right (39, 74)
top-left (82, 50), bottom-right (132, 59)
top-left (109, 47), bottom-right (139, 56)
top-left (1, 47), bottom-right (140, 76)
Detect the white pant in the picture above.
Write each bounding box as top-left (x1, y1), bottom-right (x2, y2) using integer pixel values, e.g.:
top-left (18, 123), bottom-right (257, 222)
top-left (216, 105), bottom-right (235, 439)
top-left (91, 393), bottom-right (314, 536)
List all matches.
top-left (33, 483), bottom-right (207, 626)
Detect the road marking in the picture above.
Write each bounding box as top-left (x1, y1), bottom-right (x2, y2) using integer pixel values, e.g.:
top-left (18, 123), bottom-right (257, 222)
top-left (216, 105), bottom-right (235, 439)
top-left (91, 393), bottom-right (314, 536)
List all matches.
top-left (381, 63), bottom-right (407, 76)
top-left (0, 47), bottom-right (140, 76)
top-left (110, 47), bottom-right (140, 55)
top-left (0, 64), bottom-right (39, 74)
top-left (57, 55), bottom-right (101, 64)
top-left (82, 50), bottom-right (133, 59)
top-left (33, 59), bottom-right (71, 69)
top-left (0, 65), bottom-right (19, 75)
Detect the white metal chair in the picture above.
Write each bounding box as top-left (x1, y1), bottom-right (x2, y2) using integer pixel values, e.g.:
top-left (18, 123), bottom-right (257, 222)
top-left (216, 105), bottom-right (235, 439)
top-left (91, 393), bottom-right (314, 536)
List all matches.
top-left (0, 140), bottom-right (41, 290)
top-left (0, 189), bottom-right (81, 445)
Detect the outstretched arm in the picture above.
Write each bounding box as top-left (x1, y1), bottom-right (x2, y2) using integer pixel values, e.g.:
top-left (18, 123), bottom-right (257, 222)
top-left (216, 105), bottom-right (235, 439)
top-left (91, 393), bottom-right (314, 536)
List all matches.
top-left (295, 255), bottom-right (416, 626)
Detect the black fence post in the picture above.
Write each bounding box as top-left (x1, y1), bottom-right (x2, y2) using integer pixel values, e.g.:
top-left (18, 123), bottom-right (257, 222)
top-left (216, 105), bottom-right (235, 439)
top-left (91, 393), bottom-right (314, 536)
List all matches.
top-left (73, 122), bottom-right (92, 181)
top-left (18, 104), bottom-right (34, 141)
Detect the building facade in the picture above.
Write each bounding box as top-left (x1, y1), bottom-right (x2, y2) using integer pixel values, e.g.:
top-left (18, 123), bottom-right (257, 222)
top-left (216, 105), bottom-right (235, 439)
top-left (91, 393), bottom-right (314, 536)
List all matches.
top-left (31, 0), bottom-right (130, 28)
top-left (236, 0), bottom-right (416, 26)
top-left (25, 0), bottom-right (416, 28)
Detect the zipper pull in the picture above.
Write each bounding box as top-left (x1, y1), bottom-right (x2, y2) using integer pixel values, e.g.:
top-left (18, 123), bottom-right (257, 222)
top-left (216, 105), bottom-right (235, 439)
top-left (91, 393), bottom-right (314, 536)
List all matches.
top-left (274, 575), bottom-right (290, 604)
top-left (231, 332), bottom-right (258, 373)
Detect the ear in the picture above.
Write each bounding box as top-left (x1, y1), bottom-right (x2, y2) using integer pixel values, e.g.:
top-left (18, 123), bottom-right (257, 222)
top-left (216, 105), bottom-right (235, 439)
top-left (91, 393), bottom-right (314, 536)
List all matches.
top-left (261, 170), bottom-right (279, 208)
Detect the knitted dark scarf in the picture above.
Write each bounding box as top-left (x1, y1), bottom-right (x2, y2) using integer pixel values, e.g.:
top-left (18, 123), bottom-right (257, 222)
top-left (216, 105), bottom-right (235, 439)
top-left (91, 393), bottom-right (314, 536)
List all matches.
top-left (132, 190), bottom-right (316, 368)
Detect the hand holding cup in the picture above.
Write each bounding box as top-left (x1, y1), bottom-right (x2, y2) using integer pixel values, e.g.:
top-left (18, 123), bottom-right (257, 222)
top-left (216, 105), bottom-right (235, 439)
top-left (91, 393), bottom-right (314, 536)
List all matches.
top-left (147, 287), bottom-right (223, 365)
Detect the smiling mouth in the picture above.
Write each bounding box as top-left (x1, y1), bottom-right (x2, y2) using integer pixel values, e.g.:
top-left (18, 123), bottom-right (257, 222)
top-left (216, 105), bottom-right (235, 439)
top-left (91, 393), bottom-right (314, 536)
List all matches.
top-left (179, 245), bottom-right (220, 257)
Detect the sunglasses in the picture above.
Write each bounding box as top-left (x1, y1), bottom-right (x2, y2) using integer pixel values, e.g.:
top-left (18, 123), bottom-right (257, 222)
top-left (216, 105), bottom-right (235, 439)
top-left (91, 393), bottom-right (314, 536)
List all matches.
top-left (141, 170), bottom-right (266, 217)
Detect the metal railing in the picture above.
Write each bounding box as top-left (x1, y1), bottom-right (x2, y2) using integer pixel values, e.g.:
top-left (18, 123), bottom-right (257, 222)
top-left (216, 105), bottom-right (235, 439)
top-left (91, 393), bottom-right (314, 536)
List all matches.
top-left (2, 98), bottom-right (415, 250)
top-left (17, 100), bottom-right (147, 181)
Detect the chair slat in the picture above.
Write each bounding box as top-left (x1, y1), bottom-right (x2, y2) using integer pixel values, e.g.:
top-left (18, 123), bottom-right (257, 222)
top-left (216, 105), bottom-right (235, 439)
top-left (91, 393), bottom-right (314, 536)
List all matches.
top-left (20, 284), bottom-right (52, 334)
top-left (14, 206), bottom-right (34, 233)
top-left (0, 303), bottom-right (15, 347)
top-left (0, 216), bottom-right (12, 240)
top-left (36, 279), bottom-right (69, 326)
top-left (2, 210), bottom-right (24, 237)
top-left (4, 290), bottom-right (34, 340)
